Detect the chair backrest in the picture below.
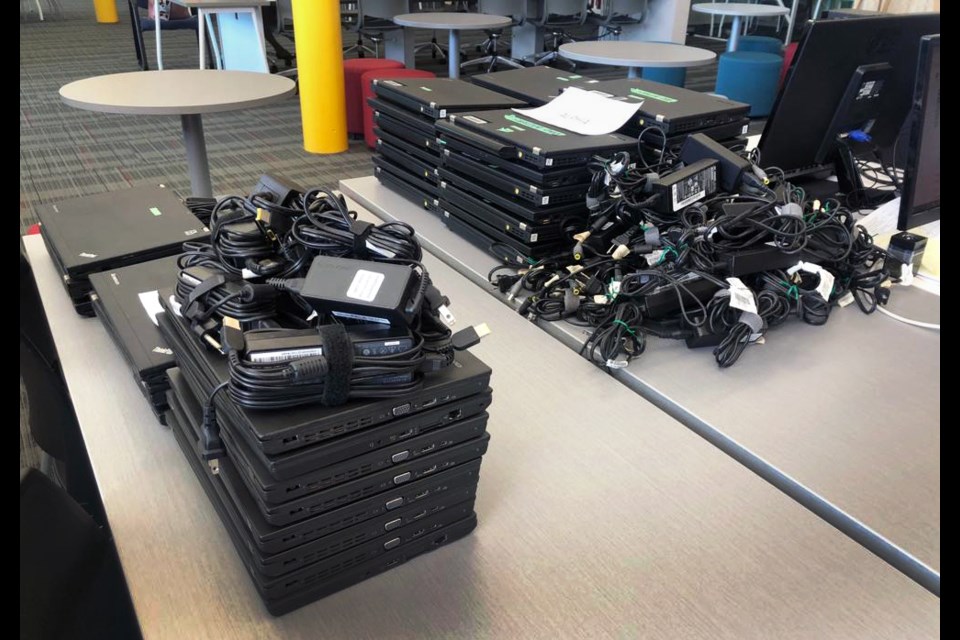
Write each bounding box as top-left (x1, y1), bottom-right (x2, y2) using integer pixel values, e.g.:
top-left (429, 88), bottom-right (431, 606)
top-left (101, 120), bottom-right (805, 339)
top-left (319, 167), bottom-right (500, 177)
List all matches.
top-left (602, 0), bottom-right (648, 20)
top-left (360, 0), bottom-right (409, 20)
top-left (478, 0), bottom-right (529, 20)
top-left (20, 468), bottom-right (107, 640)
top-left (535, 0), bottom-right (588, 26)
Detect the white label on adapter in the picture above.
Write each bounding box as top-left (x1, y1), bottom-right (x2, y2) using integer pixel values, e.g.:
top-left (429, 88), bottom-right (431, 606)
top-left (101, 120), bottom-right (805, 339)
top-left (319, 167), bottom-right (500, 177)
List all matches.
top-left (725, 277), bottom-right (758, 315)
top-left (346, 269), bottom-right (385, 302)
top-left (670, 180), bottom-right (707, 211)
top-left (332, 310), bottom-right (390, 325)
top-left (530, 233), bottom-right (539, 243)
top-left (541, 196), bottom-right (550, 205)
top-left (249, 347), bottom-right (323, 364)
top-left (742, 124), bottom-right (749, 134)
top-left (645, 250), bottom-right (664, 266)
top-left (837, 292), bottom-right (855, 308)
top-left (241, 268), bottom-right (257, 280)
top-left (138, 290), bottom-right (163, 326)
top-left (439, 108), bottom-right (447, 118)
top-left (788, 261), bottom-right (835, 302)
top-left (365, 240), bottom-right (396, 259)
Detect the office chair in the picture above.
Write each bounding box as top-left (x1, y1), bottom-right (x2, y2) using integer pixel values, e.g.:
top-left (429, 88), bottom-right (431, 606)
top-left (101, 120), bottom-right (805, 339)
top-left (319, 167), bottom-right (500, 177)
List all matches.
top-left (589, 0), bottom-right (648, 40)
top-left (461, 0), bottom-right (527, 73)
top-left (345, 0), bottom-right (408, 59)
top-left (20, 469), bottom-right (142, 640)
top-left (532, 0), bottom-right (588, 69)
top-left (127, 0), bottom-right (201, 71)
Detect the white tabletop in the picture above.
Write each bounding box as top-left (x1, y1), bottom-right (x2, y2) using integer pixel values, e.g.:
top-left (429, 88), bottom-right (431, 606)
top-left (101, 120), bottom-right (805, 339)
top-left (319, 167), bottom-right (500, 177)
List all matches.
top-left (172, 0), bottom-right (272, 6)
top-left (340, 175), bottom-right (942, 576)
top-left (393, 12), bottom-right (512, 30)
top-left (23, 224), bottom-right (940, 638)
top-left (59, 70), bottom-right (295, 116)
top-left (559, 41), bottom-right (716, 68)
top-left (692, 2), bottom-right (789, 17)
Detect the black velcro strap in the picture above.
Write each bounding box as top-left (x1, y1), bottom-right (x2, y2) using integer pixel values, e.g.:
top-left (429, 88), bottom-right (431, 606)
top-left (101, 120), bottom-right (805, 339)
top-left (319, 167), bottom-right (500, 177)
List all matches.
top-left (318, 324), bottom-right (353, 406)
top-left (350, 220), bottom-right (374, 258)
top-left (183, 274), bottom-right (226, 320)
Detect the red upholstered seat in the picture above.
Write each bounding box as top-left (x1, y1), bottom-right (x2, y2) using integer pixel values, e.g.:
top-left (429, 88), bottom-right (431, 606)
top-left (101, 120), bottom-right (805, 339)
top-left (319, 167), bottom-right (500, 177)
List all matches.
top-left (360, 68), bottom-right (437, 149)
top-left (780, 42), bottom-right (798, 87)
top-left (343, 58), bottom-right (404, 135)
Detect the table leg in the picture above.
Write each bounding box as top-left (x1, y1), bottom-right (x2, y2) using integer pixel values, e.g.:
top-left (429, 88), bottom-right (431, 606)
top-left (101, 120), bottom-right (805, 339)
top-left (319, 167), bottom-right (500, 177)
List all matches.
top-left (180, 114), bottom-right (212, 198)
top-left (448, 29), bottom-right (460, 79)
top-left (727, 15), bottom-right (742, 52)
top-left (627, 66), bottom-right (639, 79)
top-left (198, 8), bottom-right (206, 69)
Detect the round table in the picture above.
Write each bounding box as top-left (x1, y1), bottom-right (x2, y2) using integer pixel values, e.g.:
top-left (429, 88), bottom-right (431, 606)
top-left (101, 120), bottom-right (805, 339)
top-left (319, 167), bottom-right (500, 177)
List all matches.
top-left (393, 13), bottom-right (512, 79)
top-left (59, 70), bottom-right (295, 197)
top-left (692, 3), bottom-right (789, 52)
top-left (559, 41), bottom-right (716, 79)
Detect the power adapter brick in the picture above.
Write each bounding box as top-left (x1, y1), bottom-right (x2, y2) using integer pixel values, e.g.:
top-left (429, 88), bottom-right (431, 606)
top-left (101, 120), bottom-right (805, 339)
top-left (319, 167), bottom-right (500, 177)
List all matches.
top-left (290, 255), bottom-right (421, 326)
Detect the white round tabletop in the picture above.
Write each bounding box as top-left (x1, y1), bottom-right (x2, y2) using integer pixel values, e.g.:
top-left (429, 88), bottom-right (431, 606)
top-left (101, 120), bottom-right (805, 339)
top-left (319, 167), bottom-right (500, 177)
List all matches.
top-left (559, 41), bottom-right (716, 68)
top-left (59, 70), bottom-right (296, 116)
top-left (691, 2), bottom-right (789, 17)
top-left (393, 12), bottom-right (512, 30)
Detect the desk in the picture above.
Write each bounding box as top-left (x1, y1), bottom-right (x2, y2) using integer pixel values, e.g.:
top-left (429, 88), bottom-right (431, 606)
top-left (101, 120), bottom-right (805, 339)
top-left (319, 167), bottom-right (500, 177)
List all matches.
top-left (559, 41), bottom-right (716, 79)
top-left (172, 0), bottom-right (273, 72)
top-left (393, 12), bottom-right (512, 79)
top-left (59, 70), bottom-right (295, 198)
top-left (24, 225), bottom-right (939, 637)
top-left (692, 3), bottom-right (789, 51)
top-left (340, 176), bottom-right (941, 591)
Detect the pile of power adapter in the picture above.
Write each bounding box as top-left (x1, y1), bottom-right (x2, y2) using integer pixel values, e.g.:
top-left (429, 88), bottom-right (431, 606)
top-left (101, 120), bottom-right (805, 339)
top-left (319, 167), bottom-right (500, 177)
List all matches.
top-left (161, 175), bottom-right (493, 615)
top-left (490, 134), bottom-right (898, 369)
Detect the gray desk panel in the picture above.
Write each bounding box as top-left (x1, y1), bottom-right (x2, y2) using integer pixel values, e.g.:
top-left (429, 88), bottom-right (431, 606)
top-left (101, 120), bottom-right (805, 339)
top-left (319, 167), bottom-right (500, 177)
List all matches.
top-left (340, 176), bottom-right (941, 575)
top-left (23, 228), bottom-right (939, 638)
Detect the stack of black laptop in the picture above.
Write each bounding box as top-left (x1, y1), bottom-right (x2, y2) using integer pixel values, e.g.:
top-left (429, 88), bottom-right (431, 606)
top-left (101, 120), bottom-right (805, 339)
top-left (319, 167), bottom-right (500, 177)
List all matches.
top-left (89, 256), bottom-right (181, 422)
top-left (369, 77), bottom-right (524, 213)
top-left (37, 185), bottom-right (208, 316)
top-left (435, 110), bottom-right (635, 265)
top-left (156, 292), bottom-right (493, 615)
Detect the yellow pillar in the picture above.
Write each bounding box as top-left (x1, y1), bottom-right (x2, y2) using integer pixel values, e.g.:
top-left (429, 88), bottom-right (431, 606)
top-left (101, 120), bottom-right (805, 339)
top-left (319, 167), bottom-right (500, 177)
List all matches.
top-left (291, 0), bottom-right (348, 154)
top-left (93, 0), bottom-right (119, 23)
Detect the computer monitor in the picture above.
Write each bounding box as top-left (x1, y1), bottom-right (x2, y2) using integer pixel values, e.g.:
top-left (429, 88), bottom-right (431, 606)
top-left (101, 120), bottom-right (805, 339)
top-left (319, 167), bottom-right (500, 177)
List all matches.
top-left (898, 34), bottom-right (940, 231)
top-left (758, 14), bottom-right (941, 179)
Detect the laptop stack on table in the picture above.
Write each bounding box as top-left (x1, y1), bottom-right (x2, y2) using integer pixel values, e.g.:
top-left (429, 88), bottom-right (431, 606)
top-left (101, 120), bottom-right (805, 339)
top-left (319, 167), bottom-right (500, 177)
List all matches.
top-left (156, 291), bottom-right (494, 615)
top-left (36, 185), bottom-right (208, 316)
top-left (369, 78), bottom-right (524, 215)
top-left (436, 110), bottom-right (635, 265)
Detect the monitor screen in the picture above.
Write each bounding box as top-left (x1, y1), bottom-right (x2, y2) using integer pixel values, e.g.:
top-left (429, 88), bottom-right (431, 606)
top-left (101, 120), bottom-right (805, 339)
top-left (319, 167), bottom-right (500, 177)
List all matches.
top-left (898, 34), bottom-right (940, 230)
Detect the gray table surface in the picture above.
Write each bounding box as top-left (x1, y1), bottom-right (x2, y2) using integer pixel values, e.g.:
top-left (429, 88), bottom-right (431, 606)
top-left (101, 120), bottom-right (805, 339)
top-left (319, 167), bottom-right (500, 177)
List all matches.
top-left (559, 41), bottom-right (716, 68)
top-left (692, 2), bottom-right (790, 16)
top-left (59, 70), bottom-right (295, 116)
top-left (340, 176), bottom-right (941, 574)
top-left (23, 227), bottom-right (939, 638)
top-left (172, 0), bottom-right (272, 6)
top-left (393, 12), bottom-right (512, 30)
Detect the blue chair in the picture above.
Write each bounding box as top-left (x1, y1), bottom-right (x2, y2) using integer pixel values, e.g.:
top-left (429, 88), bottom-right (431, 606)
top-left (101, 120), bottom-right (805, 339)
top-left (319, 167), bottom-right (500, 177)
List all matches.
top-left (736, 35), bottom-right (783, 55)
top-left (715, 51), bottom-right (782, 117)
top-left (127, 0), bottom-right (201, 71)
top-left (642, 67), bottom-right (686, 87)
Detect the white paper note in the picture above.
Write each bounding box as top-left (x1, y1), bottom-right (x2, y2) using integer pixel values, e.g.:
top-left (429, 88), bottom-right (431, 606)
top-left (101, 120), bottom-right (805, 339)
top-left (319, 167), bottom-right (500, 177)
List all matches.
top-left (512, 87), bottom-right (642, 136)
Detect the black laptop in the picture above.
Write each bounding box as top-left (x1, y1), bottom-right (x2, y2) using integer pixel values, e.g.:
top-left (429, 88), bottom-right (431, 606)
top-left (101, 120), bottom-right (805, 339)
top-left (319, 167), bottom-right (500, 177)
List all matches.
top-left (587, 79), bottom-right (750, 136)
top-left (89, 255), bottom-right (181, 420)
top-left (38, 185), bottom-right (208, 314)
top-left (372, 77), bottom-right (524, 119)
top-left (445, 110), bottom-right (636, 169)
top-left (471, 66), bottom-right (601, 106)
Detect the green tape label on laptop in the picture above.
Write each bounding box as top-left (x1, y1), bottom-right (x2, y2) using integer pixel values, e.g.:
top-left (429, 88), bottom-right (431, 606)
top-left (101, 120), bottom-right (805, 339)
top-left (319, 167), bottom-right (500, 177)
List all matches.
top-left (149, 207), bottom-right (162, 216)
top-left (503, 114), bottom-right (566, 136)
top-left (629, 88), bottom-right (677, 103)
